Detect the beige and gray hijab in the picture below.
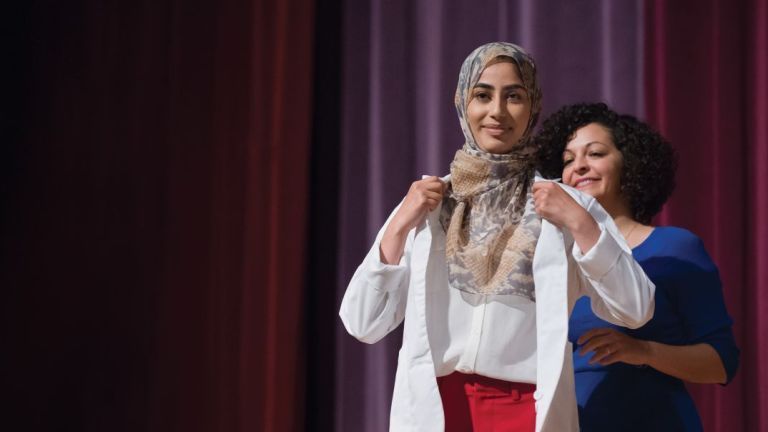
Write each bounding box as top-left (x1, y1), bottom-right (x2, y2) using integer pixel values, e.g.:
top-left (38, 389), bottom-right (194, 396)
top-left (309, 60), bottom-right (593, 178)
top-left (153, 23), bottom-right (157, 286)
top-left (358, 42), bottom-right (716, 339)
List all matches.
top-left (439, 42), bottom-right (543, 300)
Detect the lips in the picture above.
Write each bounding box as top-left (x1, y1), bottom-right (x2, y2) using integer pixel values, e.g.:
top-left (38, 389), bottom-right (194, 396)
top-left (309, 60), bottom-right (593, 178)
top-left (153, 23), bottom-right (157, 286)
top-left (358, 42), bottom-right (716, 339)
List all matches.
top-left (574, 177), bottom-right (599, 189)
top-left (482, 124), bottom-right (510, 136)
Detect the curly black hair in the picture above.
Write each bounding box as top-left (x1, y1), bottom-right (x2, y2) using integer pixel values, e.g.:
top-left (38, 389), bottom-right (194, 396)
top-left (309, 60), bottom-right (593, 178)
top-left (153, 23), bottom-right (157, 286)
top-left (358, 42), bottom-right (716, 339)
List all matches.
top-left (535, 102), bottom-right (677, 224)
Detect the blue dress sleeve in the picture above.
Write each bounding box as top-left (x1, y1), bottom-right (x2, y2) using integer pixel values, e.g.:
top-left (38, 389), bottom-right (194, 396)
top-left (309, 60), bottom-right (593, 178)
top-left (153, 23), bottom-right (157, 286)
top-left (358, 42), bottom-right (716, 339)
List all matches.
top-left (669, 231), bottom-right (740, 384)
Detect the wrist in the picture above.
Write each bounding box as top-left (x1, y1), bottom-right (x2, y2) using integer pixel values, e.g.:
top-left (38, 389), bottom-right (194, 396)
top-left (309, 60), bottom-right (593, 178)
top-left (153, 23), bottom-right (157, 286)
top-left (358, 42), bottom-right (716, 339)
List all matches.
top-left (387, 217), bottom-right (412, 238)
top-left (566, 207), bottom-right (598, 235)
top-left (380, 218), bottom-right (410, 261)
top-left (640, 340), bottom-right (657, 367)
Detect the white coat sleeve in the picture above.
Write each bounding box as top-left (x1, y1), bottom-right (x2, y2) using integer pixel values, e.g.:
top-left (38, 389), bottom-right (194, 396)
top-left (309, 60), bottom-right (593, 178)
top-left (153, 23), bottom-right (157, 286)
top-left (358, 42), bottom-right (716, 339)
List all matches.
top-left (572, 198), bottom-right (656, 329)
top-left (339, 203), bottom-right (413, 344)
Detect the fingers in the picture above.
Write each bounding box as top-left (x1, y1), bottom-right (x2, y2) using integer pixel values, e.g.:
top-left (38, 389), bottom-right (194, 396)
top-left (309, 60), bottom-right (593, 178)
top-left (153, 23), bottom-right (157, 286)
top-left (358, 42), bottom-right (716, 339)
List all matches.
top-left (578, 332), bottom-right (617, 364)
top-left (532, 181), bottom-right (552, 203)
top-left (532, 181), bottom-right (564, 222)
top-left (588, 344), bottom-right (615, 364)
top-left (405, 178), bottom-right (446, 214)
top-left (578, 334), bottom-right (612, 357)
top-left (391, 177), bottom-right (447, 234)
top-left (423, 196), bottom-right (441, 211)
top-left (577, 328), bottom-right (614, 345)
top-left (411, 177), bottom-right (446, 194)
top-left (577, 327), bottom-right (648, 366)
top-left (422, 190), bottom-right (443, 201)
top-left (599, 355), bottom-right (621, 366)
top-left (423, 191), bottom-right (443, 210)
top-left (532, 180), bottom-right (557, 194)
top-left (411, 188), bottom-right (443, 209)
top-left (422, 177), bottom-right (447, 194)
top-left (577, 328), bottom-right (635, 365)
top-left (578, 328), bottom-right (618, 356)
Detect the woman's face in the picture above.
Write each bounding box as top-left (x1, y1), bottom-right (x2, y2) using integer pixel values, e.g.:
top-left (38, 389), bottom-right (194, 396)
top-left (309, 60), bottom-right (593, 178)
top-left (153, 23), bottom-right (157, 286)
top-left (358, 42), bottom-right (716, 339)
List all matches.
top-left (466, 61), bottom-right (531, 154)
top-left (562, 123), bottom-right (625, 211)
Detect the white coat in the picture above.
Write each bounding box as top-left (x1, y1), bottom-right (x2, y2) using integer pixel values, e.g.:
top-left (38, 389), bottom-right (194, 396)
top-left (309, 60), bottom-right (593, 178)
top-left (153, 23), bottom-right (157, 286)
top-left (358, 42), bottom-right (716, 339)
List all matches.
top-left (339, 177), bottom-right (655, 431)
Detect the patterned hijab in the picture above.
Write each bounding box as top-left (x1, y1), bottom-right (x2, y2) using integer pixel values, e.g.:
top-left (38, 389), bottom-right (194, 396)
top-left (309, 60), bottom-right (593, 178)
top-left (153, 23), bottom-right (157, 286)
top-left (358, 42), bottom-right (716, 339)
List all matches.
top-left (440, 42), bottom-right (543, 299)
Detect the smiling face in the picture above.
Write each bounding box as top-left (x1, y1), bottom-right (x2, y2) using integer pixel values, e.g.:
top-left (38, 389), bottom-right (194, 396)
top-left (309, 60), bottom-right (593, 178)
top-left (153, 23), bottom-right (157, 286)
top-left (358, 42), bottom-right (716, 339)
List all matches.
top-left (562, 123), bottom-right (627, 213)
top-left (466, 61), bottom-right (532, 154)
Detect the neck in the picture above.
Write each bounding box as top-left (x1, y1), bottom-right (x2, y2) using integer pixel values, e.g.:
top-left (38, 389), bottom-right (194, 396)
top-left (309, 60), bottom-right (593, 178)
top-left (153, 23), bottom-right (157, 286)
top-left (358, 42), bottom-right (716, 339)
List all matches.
top-left (612, 214), bottom-right (638, 233)
top-left (601, 200), bottom-right (638, 229)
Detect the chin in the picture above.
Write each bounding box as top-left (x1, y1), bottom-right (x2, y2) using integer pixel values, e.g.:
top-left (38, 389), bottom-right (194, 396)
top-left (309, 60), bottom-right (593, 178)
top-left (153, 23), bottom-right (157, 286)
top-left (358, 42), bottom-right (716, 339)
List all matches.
top-left (478, 141), bottom-right (516, 154)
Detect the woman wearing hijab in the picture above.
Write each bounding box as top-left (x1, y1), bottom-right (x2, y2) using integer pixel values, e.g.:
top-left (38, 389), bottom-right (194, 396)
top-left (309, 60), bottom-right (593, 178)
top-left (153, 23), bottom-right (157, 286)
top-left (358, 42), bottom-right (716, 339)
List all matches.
top-left (339, 43), bottom-right (655, 432)
top-left (535, 102), bottom-right (739, 431)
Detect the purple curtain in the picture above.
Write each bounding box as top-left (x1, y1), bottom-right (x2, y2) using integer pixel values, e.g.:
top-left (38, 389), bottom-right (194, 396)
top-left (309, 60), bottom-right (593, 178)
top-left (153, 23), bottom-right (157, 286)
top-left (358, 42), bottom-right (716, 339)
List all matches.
top-left (335, 1), bottom-right (644, 430)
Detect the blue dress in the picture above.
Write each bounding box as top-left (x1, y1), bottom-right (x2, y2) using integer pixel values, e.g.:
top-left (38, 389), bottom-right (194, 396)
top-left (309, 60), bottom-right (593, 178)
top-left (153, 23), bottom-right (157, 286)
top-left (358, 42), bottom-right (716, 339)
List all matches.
top-left (569, 227), bottom-right (739, 431)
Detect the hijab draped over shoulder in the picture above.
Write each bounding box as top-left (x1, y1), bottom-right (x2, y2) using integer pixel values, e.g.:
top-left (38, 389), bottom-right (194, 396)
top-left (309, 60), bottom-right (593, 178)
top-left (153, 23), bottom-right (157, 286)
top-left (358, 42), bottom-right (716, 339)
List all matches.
top-left (440, 42), bottom-right (543, 299)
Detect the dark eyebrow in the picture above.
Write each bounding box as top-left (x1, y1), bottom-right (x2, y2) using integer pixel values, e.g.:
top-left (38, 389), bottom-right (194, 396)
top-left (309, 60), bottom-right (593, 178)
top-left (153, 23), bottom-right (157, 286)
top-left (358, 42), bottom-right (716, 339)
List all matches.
top-left (473, 83), bottom-right (527, 92)
top-left (564, 141), bottom-right (610, 155)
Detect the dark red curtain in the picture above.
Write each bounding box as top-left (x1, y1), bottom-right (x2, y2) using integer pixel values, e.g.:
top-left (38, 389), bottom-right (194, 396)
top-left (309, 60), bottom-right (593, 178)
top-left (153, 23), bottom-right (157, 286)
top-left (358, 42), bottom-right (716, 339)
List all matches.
top-left (645, 0), bottom-right (768, 430)
top-left (1, 1), bottom-right (314, 431)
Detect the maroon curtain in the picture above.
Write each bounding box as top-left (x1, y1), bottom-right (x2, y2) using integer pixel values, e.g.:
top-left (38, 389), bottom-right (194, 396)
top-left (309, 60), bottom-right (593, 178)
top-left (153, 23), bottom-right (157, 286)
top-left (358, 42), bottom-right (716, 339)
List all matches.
top-left (1, 1), bottom-right (314, 431)
top-left (645, 0), bottom-right (768, 430)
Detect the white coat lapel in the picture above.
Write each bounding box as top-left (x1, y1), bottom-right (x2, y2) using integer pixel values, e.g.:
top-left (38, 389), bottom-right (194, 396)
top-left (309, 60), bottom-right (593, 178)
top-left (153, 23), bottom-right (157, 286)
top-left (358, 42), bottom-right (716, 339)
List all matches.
top-left (402, 175), bottom-right (450, 432)
top-left (531, 175), bottom-right (579, 432)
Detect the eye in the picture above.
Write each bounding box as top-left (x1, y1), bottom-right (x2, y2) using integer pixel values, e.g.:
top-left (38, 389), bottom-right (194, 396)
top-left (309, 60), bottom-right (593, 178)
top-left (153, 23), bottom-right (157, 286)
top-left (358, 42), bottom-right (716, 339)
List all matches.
top-left (588, 151), bottom-right (604, 158)
top-left (473, 91), bottom-right (491, 102)
top-left (562, 158), bottom-right (573, 166)
top-left (507, 91), bottom-right (525, 102)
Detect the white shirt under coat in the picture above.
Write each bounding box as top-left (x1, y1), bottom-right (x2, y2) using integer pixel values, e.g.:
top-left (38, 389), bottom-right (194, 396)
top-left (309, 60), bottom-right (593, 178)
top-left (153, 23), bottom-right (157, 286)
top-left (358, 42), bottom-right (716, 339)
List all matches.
top-left (339, 175), bottom-right (655, 432)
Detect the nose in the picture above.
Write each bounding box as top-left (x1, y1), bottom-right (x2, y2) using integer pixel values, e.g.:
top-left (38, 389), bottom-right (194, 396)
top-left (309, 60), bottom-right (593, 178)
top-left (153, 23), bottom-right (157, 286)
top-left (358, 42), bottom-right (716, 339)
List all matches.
top-left (489, 94), bottom-right (507, 119)
top-left (571, 154), bottom-right (589, 174)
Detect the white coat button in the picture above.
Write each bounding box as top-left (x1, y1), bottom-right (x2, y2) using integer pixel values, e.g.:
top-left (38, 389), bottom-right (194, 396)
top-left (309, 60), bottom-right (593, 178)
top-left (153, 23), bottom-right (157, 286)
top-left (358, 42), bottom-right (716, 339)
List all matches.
top-left (533, 390), bottom-right (542, 400)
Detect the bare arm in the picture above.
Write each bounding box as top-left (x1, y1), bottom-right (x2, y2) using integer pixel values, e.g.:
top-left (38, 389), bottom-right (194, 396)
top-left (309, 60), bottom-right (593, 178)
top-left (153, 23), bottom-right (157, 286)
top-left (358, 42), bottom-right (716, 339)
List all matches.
top-left (578, 328), bottom-right (727, 384)
top-left (644, 341), bottom-right (727, 384)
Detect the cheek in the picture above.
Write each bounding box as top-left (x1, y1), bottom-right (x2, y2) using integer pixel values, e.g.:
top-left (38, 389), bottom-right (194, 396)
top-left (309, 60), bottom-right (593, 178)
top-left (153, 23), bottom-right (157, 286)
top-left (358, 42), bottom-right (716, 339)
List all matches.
top-left (610, 172), bottom-right (623, 191)
top-left (466, 102), bottom-right (483, 130)
top-left (561, 166), bottom-right (574, 185)
top-left (511, 102), bottom-right (532, 125)
top-left (606, 159), bottom-right (623, 187)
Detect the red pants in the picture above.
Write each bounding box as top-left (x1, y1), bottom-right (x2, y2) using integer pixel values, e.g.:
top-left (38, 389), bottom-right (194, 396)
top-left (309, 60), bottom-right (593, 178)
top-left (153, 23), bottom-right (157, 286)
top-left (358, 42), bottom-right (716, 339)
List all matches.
top-left (437, 372), bottom-right (536, 432)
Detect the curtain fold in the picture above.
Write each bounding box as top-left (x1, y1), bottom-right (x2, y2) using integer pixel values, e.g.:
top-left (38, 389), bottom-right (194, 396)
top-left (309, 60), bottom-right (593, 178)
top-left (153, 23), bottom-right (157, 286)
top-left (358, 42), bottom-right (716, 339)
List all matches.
top-left (645, 0), bottom-right (767, 429)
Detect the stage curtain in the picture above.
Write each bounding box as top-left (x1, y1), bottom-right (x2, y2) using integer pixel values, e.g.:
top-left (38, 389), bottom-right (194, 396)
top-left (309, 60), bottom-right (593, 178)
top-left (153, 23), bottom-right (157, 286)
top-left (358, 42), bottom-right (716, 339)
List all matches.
top-left (1, 1), bottom-right (314, 431)
top-left (645, 0), bottom-right (767, 430)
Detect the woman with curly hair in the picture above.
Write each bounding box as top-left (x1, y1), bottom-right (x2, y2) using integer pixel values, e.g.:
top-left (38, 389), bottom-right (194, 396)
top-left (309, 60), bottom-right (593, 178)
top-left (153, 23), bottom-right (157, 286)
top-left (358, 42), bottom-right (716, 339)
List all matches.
top-left (536, 102), bottom-right (740, 431)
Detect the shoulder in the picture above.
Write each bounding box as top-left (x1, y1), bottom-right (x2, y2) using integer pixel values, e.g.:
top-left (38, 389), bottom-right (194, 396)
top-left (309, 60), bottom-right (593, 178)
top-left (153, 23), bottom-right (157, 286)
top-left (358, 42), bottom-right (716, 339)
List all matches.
top-left (652, 226), bottom-right (703, 250)
top-left (649, 226), bottom-right (717, 271)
